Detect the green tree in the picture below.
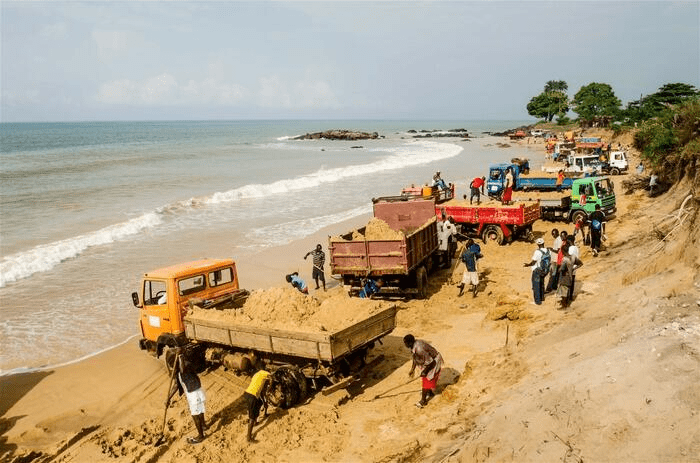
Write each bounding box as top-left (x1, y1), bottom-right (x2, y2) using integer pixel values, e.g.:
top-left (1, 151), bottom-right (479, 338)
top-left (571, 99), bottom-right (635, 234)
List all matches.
top-left (527, 80), bottom-right (570, 122)
top-left (544, 80), bottom-right (568, 93)
top-left (571, 82), bottom-right (621, 123)
top-left (624, 83), bottom-right (699, 123)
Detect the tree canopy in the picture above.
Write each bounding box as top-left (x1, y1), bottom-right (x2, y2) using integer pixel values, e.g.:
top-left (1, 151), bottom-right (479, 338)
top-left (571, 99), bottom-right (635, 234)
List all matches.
top-left (571, 82), bottom-right (621, 122)
top-left (527, 80), bottom-right (569, 122)
top-left (623, 83), bottom-right (699, 123)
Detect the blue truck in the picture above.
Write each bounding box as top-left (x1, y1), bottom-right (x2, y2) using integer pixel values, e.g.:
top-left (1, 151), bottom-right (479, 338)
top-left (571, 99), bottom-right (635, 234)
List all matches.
top-left (486, 162), bottom-right (575, 199)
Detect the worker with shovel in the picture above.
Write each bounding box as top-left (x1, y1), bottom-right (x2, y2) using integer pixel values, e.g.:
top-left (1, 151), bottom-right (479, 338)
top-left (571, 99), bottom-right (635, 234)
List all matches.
top-left (167, 348), bottom-right (206, 445)
top-left (403, 334), bottom-right (443, 409)
top-left (303, 244), bottom-right (326, 291)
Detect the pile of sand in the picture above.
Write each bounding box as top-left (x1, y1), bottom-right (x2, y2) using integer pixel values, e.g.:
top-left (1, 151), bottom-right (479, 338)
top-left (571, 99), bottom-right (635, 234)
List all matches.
top-left (188, 286), bottom-right (387, 332)
top-left (330, 217), bottom-right (405, 242)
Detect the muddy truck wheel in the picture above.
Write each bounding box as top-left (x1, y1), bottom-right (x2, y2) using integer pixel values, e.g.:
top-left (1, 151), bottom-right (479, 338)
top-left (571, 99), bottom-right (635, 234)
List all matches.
top-left (266, 365), bottom-right (307, 409)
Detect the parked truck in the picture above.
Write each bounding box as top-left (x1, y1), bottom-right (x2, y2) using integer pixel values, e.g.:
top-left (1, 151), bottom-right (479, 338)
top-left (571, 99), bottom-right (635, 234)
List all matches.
top-left (329, 198), bottom-right (439, 299)
top-left (132, 258), bottom-right (397, 406)
top-left (393, 184), bottom-right (540, 245)
top-left (521, 176), bottom-right (617, 223)
top-left (487, 162), bottom-right (575, 198)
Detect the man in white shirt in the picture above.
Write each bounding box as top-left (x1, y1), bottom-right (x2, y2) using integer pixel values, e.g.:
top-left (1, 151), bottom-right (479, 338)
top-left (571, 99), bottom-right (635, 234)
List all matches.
top-left (523, 238), bottom-right (549, 305)
top-left (565, 235), bottom-right (580, 302)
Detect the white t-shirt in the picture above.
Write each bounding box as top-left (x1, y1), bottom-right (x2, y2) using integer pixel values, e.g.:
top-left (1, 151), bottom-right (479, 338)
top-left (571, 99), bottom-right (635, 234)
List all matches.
top-left (530, 248), bottom-right (545, 273)
top-left (552, 236), bottom-right (562, 252)
top-left (438, 221), bottom-right (456, 251)
top-left (568, 245), bottom-right (580, 274)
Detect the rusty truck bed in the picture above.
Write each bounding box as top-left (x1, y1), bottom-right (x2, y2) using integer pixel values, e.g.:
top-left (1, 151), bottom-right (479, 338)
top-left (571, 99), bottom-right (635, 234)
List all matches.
top-left (183, 306), bottom-right (397, 363)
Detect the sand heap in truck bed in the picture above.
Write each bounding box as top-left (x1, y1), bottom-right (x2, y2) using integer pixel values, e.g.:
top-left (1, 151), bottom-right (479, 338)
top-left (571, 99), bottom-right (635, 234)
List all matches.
top-left (188, 287), bottom-right (388, 333)
top-left (330, 217), bottom-right (404, 241)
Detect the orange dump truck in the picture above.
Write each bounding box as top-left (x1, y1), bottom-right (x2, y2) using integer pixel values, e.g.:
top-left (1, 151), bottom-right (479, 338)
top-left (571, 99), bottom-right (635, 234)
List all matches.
top-left (132, 258), bottom-right (397, 405)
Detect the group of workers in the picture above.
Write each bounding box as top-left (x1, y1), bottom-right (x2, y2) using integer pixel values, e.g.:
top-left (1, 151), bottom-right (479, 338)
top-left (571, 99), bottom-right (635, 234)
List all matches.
top-left (524, 203), bottom-right (607, 308)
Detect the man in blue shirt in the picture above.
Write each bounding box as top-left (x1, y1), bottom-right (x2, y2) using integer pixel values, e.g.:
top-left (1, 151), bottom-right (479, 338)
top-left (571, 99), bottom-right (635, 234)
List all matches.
top-left (458, 239), bottom-right (482, 297)
top-left (359, 278), bottom-right (383, 298)
top-left (286, 272), bottom-right (308, 294)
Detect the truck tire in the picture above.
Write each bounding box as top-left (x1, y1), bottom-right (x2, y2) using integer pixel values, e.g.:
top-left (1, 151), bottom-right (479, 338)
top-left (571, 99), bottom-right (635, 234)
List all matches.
top-left (610, 167), bottom-right (620, 175)
top-left (570, 210), bottom-right (587, 225)
top-left (416, 266), bottom-right (428, 299)
top-left (267, 365), bottom-right (306, 409)
top-left (482, 225), bottom-right (504, 245)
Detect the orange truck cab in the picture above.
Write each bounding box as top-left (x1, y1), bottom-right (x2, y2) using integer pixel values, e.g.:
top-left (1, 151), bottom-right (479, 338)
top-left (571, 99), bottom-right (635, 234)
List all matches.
top-left (132, 258), bottom-right (243, 356)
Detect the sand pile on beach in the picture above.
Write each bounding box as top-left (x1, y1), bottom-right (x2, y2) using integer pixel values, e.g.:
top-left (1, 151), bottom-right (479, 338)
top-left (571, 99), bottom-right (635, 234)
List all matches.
top-left (188, 286), bottom-right (386, 332)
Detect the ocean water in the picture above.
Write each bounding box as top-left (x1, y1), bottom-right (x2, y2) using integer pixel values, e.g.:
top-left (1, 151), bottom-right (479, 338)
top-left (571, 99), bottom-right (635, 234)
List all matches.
top-left (0, 120), bottom-right (530, 373)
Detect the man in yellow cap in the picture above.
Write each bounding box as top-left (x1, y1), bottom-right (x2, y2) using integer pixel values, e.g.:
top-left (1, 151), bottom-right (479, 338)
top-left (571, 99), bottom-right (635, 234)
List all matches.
top-left (244, 369), bottom-right (271, 442)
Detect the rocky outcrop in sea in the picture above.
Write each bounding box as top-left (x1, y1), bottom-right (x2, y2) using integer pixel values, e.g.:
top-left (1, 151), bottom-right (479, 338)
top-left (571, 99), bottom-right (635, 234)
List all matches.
top-left (292, 130), bottom-right (380, 140)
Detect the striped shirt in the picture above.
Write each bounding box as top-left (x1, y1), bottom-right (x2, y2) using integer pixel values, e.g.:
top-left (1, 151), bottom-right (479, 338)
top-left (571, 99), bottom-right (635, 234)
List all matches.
top-left (306, 249), bottom-right (325, 268)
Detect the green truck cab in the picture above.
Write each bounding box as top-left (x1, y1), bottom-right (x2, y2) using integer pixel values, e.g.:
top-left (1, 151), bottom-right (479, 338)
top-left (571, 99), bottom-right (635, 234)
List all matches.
top-left (540, 176), bottom-right (616, 223)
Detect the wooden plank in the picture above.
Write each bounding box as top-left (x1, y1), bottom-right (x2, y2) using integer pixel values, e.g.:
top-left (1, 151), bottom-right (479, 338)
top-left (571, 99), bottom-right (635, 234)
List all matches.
top-left (184, 317), bottom-right (330, 343)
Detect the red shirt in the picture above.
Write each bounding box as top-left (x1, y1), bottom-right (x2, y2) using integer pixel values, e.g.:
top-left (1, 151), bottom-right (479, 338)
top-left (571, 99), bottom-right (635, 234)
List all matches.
top-left (471, 177), bottom-right (484, 188)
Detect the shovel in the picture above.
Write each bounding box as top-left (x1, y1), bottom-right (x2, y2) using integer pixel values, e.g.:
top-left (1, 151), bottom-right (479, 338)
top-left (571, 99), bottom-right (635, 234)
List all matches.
top-left (366, 376), bottom-right (419, 401)
top-left (154, 352), bottom-right (180, 446)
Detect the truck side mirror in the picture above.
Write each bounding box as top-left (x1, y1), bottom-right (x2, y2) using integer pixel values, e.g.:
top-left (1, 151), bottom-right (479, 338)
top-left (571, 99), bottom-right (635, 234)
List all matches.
top-left (131, 292), bottom-right (141, 307)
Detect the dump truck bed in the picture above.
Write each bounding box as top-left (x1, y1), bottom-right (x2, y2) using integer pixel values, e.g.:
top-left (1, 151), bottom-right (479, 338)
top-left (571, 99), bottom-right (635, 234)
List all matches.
top-left (183, 306), bottom-right (397, 363)
top-left (437, 199), bottom-right (541, 225)
top-left (329, 199), bottom-right (438, 277)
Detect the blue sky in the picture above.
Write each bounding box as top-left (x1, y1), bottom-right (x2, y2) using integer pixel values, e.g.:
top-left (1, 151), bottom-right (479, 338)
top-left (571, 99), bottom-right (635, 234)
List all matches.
top-left (2, 1), bottom-right (698, 122)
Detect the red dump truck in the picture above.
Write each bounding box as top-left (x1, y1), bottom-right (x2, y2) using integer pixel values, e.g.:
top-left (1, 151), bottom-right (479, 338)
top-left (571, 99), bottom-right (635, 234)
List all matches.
top-left (398, 184), bottom-right (540, 245)
top-left (329, 198), bottom-right (438, 298)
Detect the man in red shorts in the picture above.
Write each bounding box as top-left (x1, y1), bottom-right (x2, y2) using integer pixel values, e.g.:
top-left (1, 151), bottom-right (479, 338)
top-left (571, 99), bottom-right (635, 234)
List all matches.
top-left (404, 334), bottom-right (443, 408)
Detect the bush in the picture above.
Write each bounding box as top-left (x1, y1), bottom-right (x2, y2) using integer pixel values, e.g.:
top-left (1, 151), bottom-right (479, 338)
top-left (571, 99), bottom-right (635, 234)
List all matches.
top-left (633, 97), bottom-right (700, 183)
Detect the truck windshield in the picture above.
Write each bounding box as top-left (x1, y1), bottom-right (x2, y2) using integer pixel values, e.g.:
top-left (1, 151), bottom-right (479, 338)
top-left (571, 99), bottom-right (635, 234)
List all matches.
top-left (209, 267), bottom-right (233, 287)
top-left (178, 275), bottom-right (206, 296)
top-left (489, 169), bottom-right (502, 180)
top-left (595, 179), bottom-right (614, 197)
top-left (144, 280), bottom-right (167, 306)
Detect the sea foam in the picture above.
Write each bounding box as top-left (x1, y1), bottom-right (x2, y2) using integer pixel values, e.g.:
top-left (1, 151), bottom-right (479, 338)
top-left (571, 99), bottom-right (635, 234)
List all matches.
top-left (206, 140), bottom-right (462, 204)
top-left (0, 212), bottom-right (162, 287)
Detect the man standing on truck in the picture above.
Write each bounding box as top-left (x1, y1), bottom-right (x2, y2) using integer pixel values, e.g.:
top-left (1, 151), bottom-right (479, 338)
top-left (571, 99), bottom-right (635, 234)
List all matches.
top-left (469, 176), bottom-right (486, 205)
top-left (404, 334), bottom-right (443, 409)
top-left (556, 170), bottom-right (565, 192)
top-left (588, 204), bottom-right (607, 256)
top-left (303, 244), bottom-right (326, 291)
top-left (523, 238), bottom-right (549, 305)
top-left (502, 167), bottom-right (514, 205)
top-left (433, 171), bottom-right (448, 191)
top-left (168, 348), bottom-right (206, 445)
top-left (458, 239), bottom-right (482, 297)
top-left (244, 369), bottom-right (271, 443)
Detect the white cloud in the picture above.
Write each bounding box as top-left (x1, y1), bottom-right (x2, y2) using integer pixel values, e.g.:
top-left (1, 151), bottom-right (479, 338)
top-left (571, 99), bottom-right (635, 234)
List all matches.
top-left (258, 76), bottom-right (291, 108)
top-left (96, 73), bottom-right (177, 105)
top-left (258, 75), bottom-right (340, 109)
top-left (96, 73), bottom-right (247, 106)
top-left (294, 80), bottom-right (340, 109)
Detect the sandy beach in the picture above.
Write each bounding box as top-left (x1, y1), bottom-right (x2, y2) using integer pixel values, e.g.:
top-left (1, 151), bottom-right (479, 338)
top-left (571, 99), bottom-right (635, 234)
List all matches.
top-left (2, 130), bottom-right (699, 462)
